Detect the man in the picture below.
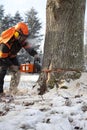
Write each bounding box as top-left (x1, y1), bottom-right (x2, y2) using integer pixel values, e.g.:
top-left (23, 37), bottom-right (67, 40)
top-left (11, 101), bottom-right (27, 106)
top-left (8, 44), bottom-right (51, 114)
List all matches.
top-left (0, 22), bottom-right (38, 96)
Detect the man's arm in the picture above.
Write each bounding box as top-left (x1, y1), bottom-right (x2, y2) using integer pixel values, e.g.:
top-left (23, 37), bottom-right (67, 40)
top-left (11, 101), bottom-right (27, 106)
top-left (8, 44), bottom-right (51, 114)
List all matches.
top-left (23, 42), bottom-right (38, 57)
top-left (25, 47), bottom-right (37, 57)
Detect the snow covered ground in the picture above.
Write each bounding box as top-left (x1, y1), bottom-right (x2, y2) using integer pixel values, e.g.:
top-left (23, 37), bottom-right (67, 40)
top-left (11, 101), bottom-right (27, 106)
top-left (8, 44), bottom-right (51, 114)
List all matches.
top-left (0, 72), bottom-right (87, 130)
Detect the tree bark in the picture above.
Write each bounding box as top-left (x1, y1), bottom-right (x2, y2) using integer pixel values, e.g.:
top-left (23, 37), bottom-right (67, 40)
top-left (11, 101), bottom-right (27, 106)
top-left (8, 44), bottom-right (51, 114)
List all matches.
top-left (38, 0), bottom-right (86, 95)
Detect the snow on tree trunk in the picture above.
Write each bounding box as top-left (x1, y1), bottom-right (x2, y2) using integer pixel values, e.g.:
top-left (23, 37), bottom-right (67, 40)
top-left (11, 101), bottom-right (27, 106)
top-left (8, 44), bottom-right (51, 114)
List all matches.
top-left (38, 0), bottom-right (86, 95)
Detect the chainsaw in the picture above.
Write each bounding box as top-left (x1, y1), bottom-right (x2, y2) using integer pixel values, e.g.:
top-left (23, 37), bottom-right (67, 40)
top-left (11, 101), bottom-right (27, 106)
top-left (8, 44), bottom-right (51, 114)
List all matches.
top-left (20, 57), bottom-right (41, 73)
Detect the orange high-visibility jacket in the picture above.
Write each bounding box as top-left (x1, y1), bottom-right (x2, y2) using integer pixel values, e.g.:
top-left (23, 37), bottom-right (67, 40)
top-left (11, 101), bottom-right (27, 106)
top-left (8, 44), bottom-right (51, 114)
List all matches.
top-left (0, 27), bottom-right (37, 59)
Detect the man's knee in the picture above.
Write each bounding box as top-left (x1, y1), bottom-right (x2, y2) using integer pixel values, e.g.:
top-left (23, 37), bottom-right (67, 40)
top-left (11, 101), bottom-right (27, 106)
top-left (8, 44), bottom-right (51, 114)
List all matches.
top-left (9, 65), bottom-right (20, 72)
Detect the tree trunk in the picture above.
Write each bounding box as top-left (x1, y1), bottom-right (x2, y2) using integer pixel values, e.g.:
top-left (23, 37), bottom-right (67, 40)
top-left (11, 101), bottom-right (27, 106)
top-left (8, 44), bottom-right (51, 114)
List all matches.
top-left (38, 0), bottom-right (86, 95)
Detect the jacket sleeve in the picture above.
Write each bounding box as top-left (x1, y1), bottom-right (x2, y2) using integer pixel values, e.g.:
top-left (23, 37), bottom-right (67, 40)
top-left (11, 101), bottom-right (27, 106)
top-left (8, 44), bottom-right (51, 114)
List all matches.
top-left (22, 42), bottom-right (38, 57)
top-left (25, 47), bottom-right (37, 57)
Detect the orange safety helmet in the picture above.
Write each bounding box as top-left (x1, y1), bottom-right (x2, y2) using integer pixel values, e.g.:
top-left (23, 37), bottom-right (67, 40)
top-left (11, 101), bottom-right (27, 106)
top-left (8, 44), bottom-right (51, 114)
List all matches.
top-left (15, 22), bottom-right (29, 36)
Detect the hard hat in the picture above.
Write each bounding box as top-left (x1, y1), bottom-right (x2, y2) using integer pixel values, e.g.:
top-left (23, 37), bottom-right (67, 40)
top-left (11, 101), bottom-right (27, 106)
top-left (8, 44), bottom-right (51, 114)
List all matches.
top-left (15, 22), bottom-right (29, 36)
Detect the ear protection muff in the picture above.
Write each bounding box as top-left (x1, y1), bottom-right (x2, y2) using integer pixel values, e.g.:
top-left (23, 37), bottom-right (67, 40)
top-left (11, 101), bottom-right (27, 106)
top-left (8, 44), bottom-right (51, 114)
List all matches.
top-left (14, 31), bottom-right (19, 38)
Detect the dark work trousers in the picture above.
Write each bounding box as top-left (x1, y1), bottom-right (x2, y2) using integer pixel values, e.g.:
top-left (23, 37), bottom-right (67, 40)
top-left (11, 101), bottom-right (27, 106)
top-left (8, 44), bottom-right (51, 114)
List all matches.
top-left (0, 57), bottom-right (20, 93)
top-left (0, 66), bottom-right (7, 93)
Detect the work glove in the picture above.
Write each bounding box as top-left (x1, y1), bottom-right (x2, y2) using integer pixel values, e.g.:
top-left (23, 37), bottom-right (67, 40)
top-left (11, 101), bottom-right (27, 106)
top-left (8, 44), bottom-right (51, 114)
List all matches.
top-left (9, 65), bottom-right (20, 72)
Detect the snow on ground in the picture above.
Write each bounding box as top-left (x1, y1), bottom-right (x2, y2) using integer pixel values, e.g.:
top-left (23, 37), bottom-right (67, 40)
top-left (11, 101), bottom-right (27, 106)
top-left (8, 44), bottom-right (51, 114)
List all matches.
top-left (0, 72), bottom-right (87, 130)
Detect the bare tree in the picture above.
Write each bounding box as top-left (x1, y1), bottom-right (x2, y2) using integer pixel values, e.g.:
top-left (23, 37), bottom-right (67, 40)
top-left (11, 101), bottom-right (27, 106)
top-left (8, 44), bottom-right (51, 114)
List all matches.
top-left (37, 0), bottom-right (86, 95)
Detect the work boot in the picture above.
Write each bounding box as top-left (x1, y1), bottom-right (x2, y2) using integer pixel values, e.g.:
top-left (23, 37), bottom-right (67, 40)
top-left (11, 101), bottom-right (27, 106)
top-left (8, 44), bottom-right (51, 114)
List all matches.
top-left (0, 92), bottom-right (14, 102)
top-left (0, 92), bottom-right (5, 97)
top-left (0, 92), bottom-right (6, 101)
